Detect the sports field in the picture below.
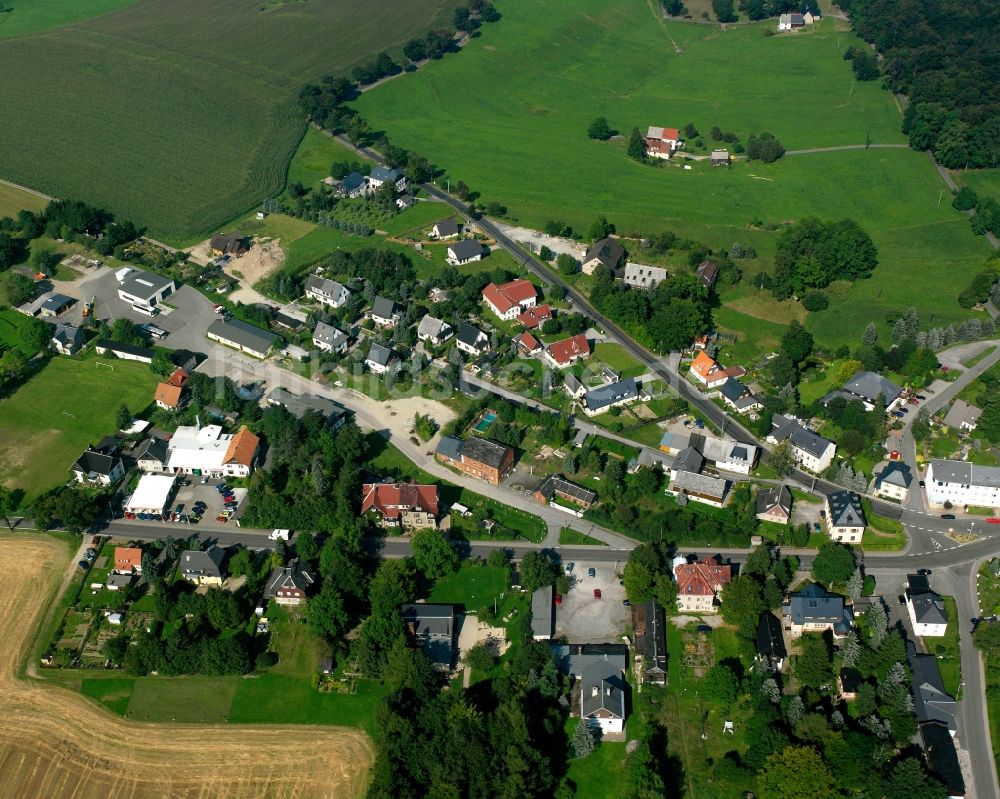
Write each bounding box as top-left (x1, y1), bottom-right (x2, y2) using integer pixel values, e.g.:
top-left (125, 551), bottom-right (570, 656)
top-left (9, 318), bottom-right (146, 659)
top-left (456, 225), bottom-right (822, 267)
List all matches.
top-left (353, 0), bottom-right (991, 348)
top-left (0, 0), bottom-right (454, 242)
top-left (0, 356), bottom-right (160, 501)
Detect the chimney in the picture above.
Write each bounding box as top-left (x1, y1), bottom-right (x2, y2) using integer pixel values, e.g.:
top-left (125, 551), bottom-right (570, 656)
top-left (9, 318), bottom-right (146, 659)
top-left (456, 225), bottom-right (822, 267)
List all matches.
top-left (591, 686), bottom-right (599, 697)
top-left (606, 685), bottom-right (612, 696)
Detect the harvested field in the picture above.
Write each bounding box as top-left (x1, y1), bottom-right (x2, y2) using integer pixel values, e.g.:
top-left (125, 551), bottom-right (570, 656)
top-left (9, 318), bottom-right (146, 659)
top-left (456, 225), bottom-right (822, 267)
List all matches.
top-left (0, 535), bottom-right (373, 799)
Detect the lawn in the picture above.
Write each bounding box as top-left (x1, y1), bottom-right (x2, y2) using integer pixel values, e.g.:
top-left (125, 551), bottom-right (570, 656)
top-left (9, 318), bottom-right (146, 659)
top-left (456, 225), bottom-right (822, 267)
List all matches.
top-left (0, 355), bottom-right (159, 501)
top-left (0, 308), bottom-right (47, 357)
top-left (952, 168), bottom-right (1000, 206)
top-left (0, 0), bottom-right (455, 241)
top-left (933, 596), bottom-right (962, 698)
top-left (559, 527), bottom-right (608, 545)
top-left (0, 180), bottom-right (47, 218)
top-left (354, 0), bottom-right (990, 349)
top-left (285, 126), bottom-right (366, 194)
top-left (591, 343), bottom-right (646, 379)
top-left (126, 676), bottom-right (237, 722)
top-left (0, 0), bottom-right (139, 38)
top-left (80, 677), bottom-right (134, 716)
top-left (427, 563), bottom-right (508, 610)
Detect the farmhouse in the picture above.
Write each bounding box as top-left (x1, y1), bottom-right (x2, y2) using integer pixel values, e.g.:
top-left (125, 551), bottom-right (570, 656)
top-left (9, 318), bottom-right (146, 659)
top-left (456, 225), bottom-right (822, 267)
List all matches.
top-left (312, 321), bottom-right (350, 354)
top-left (943, 399), bottom-right (981, 432)
top-left (711, 149), bottom-right (730, 166)
top-left (116, 268), bottom-right (175, 311)
top-left (430, 220), bottom-right (460, 239)
top-left (365, 343), bottom-right (398, 375)
top-left (366, 165), bottom-right (406, 192)
top-left (756, 485), bottom-right (792, 525)
top-left (417, 316), bottom-right (453, 346)
top-left (719, 377), bottom-right (760, 412)
top-left (581, 237), bottom-right (625, 275)
top-left (544, 334), bottom-right (589, 368)
top-left (825, 490), bottom-right (866, 543)
top-left (396, 193), bottom-right (414, 210)
top-left (209, 232), bottom-right (248, 256)
top-left (51, 324), bottom-right (85, 355)
top-left (267, 388), bottom-right (349, 429)
top-left (361, 482), bottom-right (439, 530)
top-left (518, 304), bottom-right (552, 329)
top-left (925, 459), bottom-right (1000, 507)
top-left (767, 414), bottom-right (837, 473)
top-left (582, 377), bottom-right (639, 416)
top-left (696, 260), bottom-right (720, 289)
top-left (154, 368), bottom-right (188, 411)
top-left (906, 575), bottom-right (948, 637)
top-left (456, 322), bottom-right (489, 356)
top-left (531, 585), bottom-right (554, 640)
top-left (631, 600), bottom-right (667, 684)
top-left (675, 559), bottom-right (732, 613)
top-left (644, 126), bottom-right (683, 159)
top-left (447, 239), bottom-right (486, 265)
top-left (533, 474), bottom-right (597, 510)
top-left (435, 436), bottom-right (514, 485)
top-left (622, 262), bottom-right (668, 289)
top-left (482, 278), bottom-right (537, 320)
top-left (874, 461), bottom-right (912, 501)
top-left (667, 467), bottom-right (730, 508)
top-left (304, 275), bottom-right (350, 308)
top-left (401, 604), bottom-right (455, 669)
top-left (783, 582), bottom-right (853, 638)
top-left (206, 317), bottom-right (278, 359)
top-left (580, 656), bottom-right (627, 735)
top-left (658, 431), bottom-right (758, 475)
top-left (70, 443), bottom-right (125, 486)
top-left (333, 172), bottom-right (367, 198)
top-left (754, 613), bottom-right (787, 673)
top-left (125, 474), bottom-right (177, 516)
top-left (39, 293), bottom-right (74, 317)
top-left (264, 558), bottom-right (314, 606)
top-left (515, 331), bottom-right (542, 355)
top-left (181, 545), bottom-right (225, 586)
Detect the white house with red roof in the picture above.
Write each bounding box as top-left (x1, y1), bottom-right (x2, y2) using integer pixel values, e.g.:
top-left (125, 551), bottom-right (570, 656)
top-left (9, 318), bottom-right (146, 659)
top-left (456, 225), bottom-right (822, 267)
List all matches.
top-left (482, 278), bottom-right (537, 321)
top-left (675, 559), bottom-right (732, 613)
top-left (645, 126), bottom-right (684, 159)
top-left (361, 482), bottom-right (440, 530)
top-left (544, 334), bottom-right (590, 368)
top-left (515, 331), bottom-right (542, 355)
top-left (518, 304), bottom-right (552, 329)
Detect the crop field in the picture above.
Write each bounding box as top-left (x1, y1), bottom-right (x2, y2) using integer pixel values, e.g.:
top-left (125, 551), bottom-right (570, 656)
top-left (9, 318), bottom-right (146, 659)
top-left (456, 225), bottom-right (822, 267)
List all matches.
top-left (0, 0), bottom-right (138, 38)
top-left (0, 0), bottom-right (454, 242)
top-left (0, 535), bottom-right (373, 799)
top-left (0, 356), bottom-right (160, 502)
top-left (354, 0), bottom-right (991, 348)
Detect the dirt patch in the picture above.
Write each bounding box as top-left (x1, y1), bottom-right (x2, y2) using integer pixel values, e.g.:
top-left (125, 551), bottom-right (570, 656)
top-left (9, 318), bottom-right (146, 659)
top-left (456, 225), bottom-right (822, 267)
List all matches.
top-left (224, 240), bottom-right (285, 290)
top-left (0, 535), bottom-right (372, 799)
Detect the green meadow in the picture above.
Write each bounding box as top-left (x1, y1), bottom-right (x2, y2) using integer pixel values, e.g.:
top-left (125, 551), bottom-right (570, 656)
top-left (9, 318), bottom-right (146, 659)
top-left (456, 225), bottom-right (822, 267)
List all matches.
top-left (353, 0), bottom-right (991, 348)
top-left (0, 0), bottom-right (138, 38)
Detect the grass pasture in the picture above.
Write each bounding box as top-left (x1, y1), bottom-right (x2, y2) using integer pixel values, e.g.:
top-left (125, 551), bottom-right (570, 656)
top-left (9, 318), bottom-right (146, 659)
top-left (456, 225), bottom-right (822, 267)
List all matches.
top-left (0, 0), bottom-right (138, 38)
top-left (0, 180), bottom-right (47, 218)
top-left (0, 355), bottom-right (159, 501)
top-left (354, 0), bottom-right (991, 348)
top-left (0, 0), bottom-right (455, 242)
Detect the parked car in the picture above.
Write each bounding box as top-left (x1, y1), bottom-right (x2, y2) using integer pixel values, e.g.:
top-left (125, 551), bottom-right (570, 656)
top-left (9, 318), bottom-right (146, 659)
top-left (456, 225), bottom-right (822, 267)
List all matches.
top-left (917, 394), bottom-right (927, 400)
top-left (813, 522), bottom-right (822, 532)
top-left (622, 599), bottom-right (630, 606)
top-left (593, 588), bottom-right (602, 599)
top-left (987, 518), bottom-right (1000, 525)
top-left (891, 411), bottom-right (905, 419)
top-left (564, 562), bottom-right (574, 574)
top-left (941, 513), bottom-right (956, 519)
top-left (898, 595), bottom-right (906, 605)
top-left (917, 568), bottom-right (932, 575)
top-left (694, 419), bottom-right (705, 429)
top-left (77, 561), bottom-right (89, 570)
top-left (216, 515), bottom-right (228, 523)
top-left (588, 567), bottom-right (596, 578)
top-left (554, 594), bottom-right (562, 605)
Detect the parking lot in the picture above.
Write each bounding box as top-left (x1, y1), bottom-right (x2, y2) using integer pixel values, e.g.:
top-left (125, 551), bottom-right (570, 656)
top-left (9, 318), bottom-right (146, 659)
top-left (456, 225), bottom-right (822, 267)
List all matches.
top-left (554, 561), bottom-right (629, 643)
top-left (124, 479), bottom-right (247, 526)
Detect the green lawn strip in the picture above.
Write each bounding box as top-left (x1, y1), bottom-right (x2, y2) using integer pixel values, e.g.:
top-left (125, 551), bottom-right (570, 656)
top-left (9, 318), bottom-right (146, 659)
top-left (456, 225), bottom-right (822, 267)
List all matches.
top-left (591, 343), bottom-right (645, 378)
top-left (559, 527), bottom-right (608, 546)
top-left (0, 0), bottom-right (139, 38)
top-left (285, 125), bottom-right (367, 193)
top-left (967, 505), bottom-right (995, 515)
top-left (961, 347), bottom-right (997, 369)
top-left (125, 676), bottom-right (237, 722)
top-left (427, 564), bottom-right (508, 610)
top-left (952, 168), bottom-right (1000, 207)
top-left (80, 677), bottom-right (135, 715)
top-left (930, 597), bottom-right (962, 698)
top-left (978, 564), bottom-right (1000, 776)
top-left (790, 487), bottom-right (822, 505)
top-left (0, 181), bottom-right (47, 217)
top-left (230, 673), bottom-right (388, 731)
top-left (861, 528), bottom-right (907, 551)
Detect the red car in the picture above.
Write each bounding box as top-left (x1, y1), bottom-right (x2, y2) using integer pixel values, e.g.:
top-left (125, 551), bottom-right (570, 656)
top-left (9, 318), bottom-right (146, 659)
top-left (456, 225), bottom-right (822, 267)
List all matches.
top-left (593, 589), bottom-right (602, 599)
top-left (554, 594), bottom-right (562, 605)
top-left (987, 518), bottom-right (1000, 525)
top-left (216, 515), bottom-right (228, 523)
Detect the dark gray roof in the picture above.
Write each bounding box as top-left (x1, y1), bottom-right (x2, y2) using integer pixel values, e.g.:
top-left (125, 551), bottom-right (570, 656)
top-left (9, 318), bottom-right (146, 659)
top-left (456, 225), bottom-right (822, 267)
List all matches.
top-left (564, 373), bottom-right (584, 394)
top-left (674, 446), bottom-right (705, 475)
top-left (435, 435), bottom-right (465, 461)
top-left (843, 370), bottom-right (902, 405)
top-left (71, 446), bottom-right (120, 477)
top-left (908, 643), bottom-right (956, 731)
top-left (756, 484), bottom-right (792, 516)
top-left (907, 576), bottom-right (948, 625)
top-left (97, 338), bottom-right (156, 359)
top-left (181, 546), bottom-right (224, 579)
top-left (756, 612), bottom-right (786, 662)
top-left (52, 324), bottom-right (85, 348)
top-left (417, 316), bottom-right (451, 341)
top-left (787, 583), bottom-right (853, 632)
top-left (369, 165), bottom-right (402, 183)
top-left (583, 377), bottom-right (638, 413)
top-left (264, 558), bottom-right (314, 598)
top-left (313, 321), bottom-right (348, 349)
top-left (434, 219), bottom-right (459, 236)
top-left (537, 474), bottom-right (597, 505)
top-left (267, 388), bottom-right (348, 424)
top-left (456, 321), bottom-right (487, 349)
top-left (306, 275), bottom-right (348, 299)
top-left (920, 723), bottom-right (965, 796)
top-left (340, 172), bottom-right (365, 191)
top-left (531, 585), bottom-right (554, 638)
top-left (631, 600), bottom-right (667, 680)
top-left (41, 293), bottom-right (74, 313)
top-left (550, 643), bottom-right (628, 680)
top-left (585, 238), bottom-right (625, 270)
top-left (119, 269), bottom-right (173, 300)
top-left (207, 317), bottom-right (279, 353)
top-left (580, 659), bottom-right (626, 720)
top-left (274, 311), bottom-right (304, 330)
top-left (366, 342), bottom-right (395, 367)
top-left (875, 461), bottom-right (912, 490)
top-left (671, 469), bottom-right (728, 500)
top-left (826, 490), bottom-right (866, 527)
top-left (371, 296), bottom-right (397, 320)
top-left (449, 239), bottom-right (486, 261)
top-left (401, 603), bottom-right (454, 666)
top-left (459, 436), bottom-right (511, 469)
top-left (770, 414), bottom-right (834, 459)
top-left (930, 458), bottom-right (1000, 489)
top-left (719, 377), bottom-right (748, 403)
top-left (133, 437), bottom-right (168, 464)
top-left (106, 572), bottom-right (134, 589)
top-left (789, 12), bottom-right (804, 22)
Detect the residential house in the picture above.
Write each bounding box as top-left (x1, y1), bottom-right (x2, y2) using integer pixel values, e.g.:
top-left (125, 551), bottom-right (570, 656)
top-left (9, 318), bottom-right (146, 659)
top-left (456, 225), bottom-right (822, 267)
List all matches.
top-left (531, 585), bottom-right (554, 640)
top-left (631, 600), bottom-right (667, 684)
top-left (689, 351), bottom-right (728, 388)
top-left (564, 372), bottom-right (586, 399)
top-left (754, 612), bottom-right (787, 672)
top-left (908, 642), bottom-right (957, 735)
top-left (906, 575), bottom-right (949, 637)
top-left (658, 431), bottom-right (759, 475)
top-left (133, 438), bottom-right (168, 473)
top-left (644, 126), bottom-right (683, 159)
top-left (365, 343), bottom-right (398, 375)
top-left (431, 220), bottom-right (460, 239)
top-left (151, 424), bottom-right (259, 478)
top-left (370, 296), bottom-right (399, 327)
top-left (51, 324), bottom-right (85, 355)
top-left (95, 339), bottom-right (155, 364)
top-left (580, 658), bottom-right (627, 735)
top-left (428, 287), bottom-right (449, 304)
top-left (581, 237), bottom-right (625, 275)
top-left (582, 377), bottom-right (639, 416)
top-left (116, 268), bottom-right (175, 312)
top-left (825, 490), bottom-right (866, 543)
top-left (517, 304), bottom-right (552, 329)
top-left (668, 467), bottom-right (730, 507)
top-left (395, 193), bottom-right (414, 210)
top-left (447, 239), bottom-right (486, 265)
top-left (417, 316), bottom-right (454, 346)
top-left (114, 546), bottom-right (143, 575)
top-left (719, 377), bottom-right (760, 413)
top-left (756, 485), bottom-right (793, 525)
top-left (456, 322), bottom-right (489, 356)
top-left (154, 368), bottom-right (188, 411)
top-left (312, 321), bottom-right (350, 354)
top-left (832, 370), bottom-right (903, 412)
top-left (920, 723), bottom-right (965, 798)
top-left (783, 582), bottom-right (854, 638)
top-left (874, 461), bottom-right (912, 501)
top-left (70, 443), bottom-right (125, 486)
top-left (544, 334), bottom-right (590, 368)
top-left (515, 331), bottom-right (542, 355)
top-left (675, 559), bottom-right (732, 613)
top-left (264, 558), bottom-right (315, 606)
top-left (711, 149), bottom-right (730, 166)
top-left (401, 603), bottom-right (455, 668)
top-left (943, 399), bottom-right (981, 432)
top-left (39, 293), bottom-right (74, 317)
top-left (435, 436), bottom-right (514, 485)
top-left (534, 474), bottom-right (597, 510)
top-left (180, 546), bottom-right (225, 586)
top-left (926, 459), bottom-right (1000, 507)
top-left (621, 262), bottom-right (668, 289)
top-left (697, 261), bottom-right (720, 289)
top-left (267, 388), bottom-right (349, 430)
top-left (768, 414), bottom-right (837, 473)
top-left (482, 278), bottom-right (537, 320)
top-left (361, 482), bottom-right (440, 530)
top-left (106, 573), bottom-right (134, 592)
top-left (209, 232), bottom-right (248, 256)
top-left (366, 165), bottom-right (406, 193)
top-left (778, 12), bottom-right (805, 29)
top-left (334, 172), bottom-right (367, 198)
top-left (206, 317), bottom-right (278, 359)
top-left (304, 275), bottom-right (350, 308)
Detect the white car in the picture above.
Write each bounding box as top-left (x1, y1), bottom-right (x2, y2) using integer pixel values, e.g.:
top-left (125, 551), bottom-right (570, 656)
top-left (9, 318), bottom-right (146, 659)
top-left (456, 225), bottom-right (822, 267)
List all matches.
top-left (268, 529), bottom-right (291, 541)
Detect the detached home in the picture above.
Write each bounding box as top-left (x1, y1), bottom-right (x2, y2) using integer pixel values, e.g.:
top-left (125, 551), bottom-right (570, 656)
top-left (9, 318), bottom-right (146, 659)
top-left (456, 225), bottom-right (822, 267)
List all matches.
top-left (874, 461), bottom-right (912, 501)
top-left (365, 343), bottom-right (398, 375)
top-left (943, 400), bottom-right (981, 432)
top-left (515, 331), bottom-right (542, 355)
top-left (305, 275), bottom-right (350, 308)
top-left (696, 260), bottom-right (720, 289)
top-left (756, 485), bottom-right (792, 525)
top-left (264, 558), bottom-right (314, 606)
top-left (906, 575), bottom-right (949, 637)
top-left (581, 237), bottom-right (625, 275)
top-left (783, 582), bottom-right (853, 638)
top-left (312, 321), bottom-right (350, 354)
top-left (544, 334), bottom-right (589, 368)
top-left (430, 220), bottom-right (460, 239)
top-left (518, 304), bottom-right (552, 329)
top-left (267, 388), bottom-right (349, 430)
top-left (644, 126), bottom-right (683, 159)
top-left (366, 165), bottom-right (406, 193)
top-left (768, 414), bottom-right (837, 473)
top-left (417, 316), bottom-right (454, 346)
top-left (361, 482), bottom-right (439, 530)
top-left (582, 377), bottom-right (638, 416)
top-left (675, 559), bottom-right (732, 613)
top-left (482, 278), bottom-right (537, 320)
top-left (456, 322), bottom-right (489, 356)
top-left (71, 443), bottom-right (125, 486)
top-left (447, 239), bottom-right (486, 265)
top-left (435, 436), bottom-right (514, 485)
top-left (51, 324), bottom-right (86, 355)
top-left (401, 604), bottom-right (455, 669)
top-left (825, 490), bottom-right (866, 542)
top-left (209, 233), bottom-right (248, 256)
top-left (580, 658), bottom-right (627, 735)
top-left (754, 612), bottom-right (786, 672)
top-left (622, 262), bottom-right (667, 289)
top-left (370, 296), bottom-right (399, 328)
top-left (181, 546), bottom-right (225, 586)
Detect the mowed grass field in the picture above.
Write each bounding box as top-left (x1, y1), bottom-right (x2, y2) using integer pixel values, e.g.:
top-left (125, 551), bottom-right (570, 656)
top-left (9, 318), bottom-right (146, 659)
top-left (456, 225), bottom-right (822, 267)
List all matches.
top-left (0, 179), bottom-right (47, 218)
top-left (0, 356), bottom-right (159, 501)
top-left (353, 0), bottom-right (991, 349)
top-left (0, 0), bottom-right (138, 37)
top-left (0, 0), bottom-right (454, 242)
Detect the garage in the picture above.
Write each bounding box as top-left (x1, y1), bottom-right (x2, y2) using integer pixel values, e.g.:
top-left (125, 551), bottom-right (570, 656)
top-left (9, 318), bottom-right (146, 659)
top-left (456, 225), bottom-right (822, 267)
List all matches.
top-left (125, 474), bottom-right (177, 516)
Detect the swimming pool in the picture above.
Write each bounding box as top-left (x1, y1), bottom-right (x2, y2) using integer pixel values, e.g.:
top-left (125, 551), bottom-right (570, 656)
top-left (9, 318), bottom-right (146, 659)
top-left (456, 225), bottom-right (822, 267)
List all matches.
top-left (474, 411), bottom-right (497, 432)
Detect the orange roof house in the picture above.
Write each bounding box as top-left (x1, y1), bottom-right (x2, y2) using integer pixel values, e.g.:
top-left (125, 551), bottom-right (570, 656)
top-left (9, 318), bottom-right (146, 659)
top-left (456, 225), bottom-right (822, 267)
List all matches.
top-left (223, 427), bottom-right (260, 469)
top-left (114, 546), bottom-right (143, 574)
top-left (518, 304), bottom-right (553, 329)
top-left (361, 483), bottom-right (440, 529)
top-left (482, 279), bottom-right (538, 320)
top-left (689, 351), bottom-right (730, 388)
top-left (154, 382), bottom-right (184, 410)
top-left (515, 331), bottom-right (542, 354)
top-left (544, 334), bottom-right (590, 368)
top-left (675, 559), bottom-right (732, 612)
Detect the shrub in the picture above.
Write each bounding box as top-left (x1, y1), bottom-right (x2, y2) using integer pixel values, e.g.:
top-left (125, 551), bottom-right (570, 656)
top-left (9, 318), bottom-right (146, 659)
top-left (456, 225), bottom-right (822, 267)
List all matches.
top-left (802, 291), bottom-right (830, 311)
top-left (953, 187), bottom-right (978, 211)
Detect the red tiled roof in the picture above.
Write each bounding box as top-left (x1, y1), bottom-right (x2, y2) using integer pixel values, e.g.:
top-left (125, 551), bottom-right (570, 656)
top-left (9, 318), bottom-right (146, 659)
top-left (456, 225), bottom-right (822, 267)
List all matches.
top-left (546, 334), bottom-right (590, 366)
top-left (154, 383), bottom-right (183, 408)
top-left (223, 426), bottom-right (260, 466)
top-left (723, 365), bottom-right (746, 379)
top-left (115, 546), bottom-right (142, 572)
top-left (518, 304), bottom-right (552, 329)
top-left (166, 368), bottom-right (189, 388)
top-left (690, 351), bottom-right (718, 379)
top-left (658, 127), bottom-right (680, 140)
top-left (516, 332), bottom-right (541, 352)
top-left (675, 559), bottom-right (732, 597)
top-left (361, 483), bottom-right (440, 519)
top-left (482, 279), bottom-right (536, 314)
